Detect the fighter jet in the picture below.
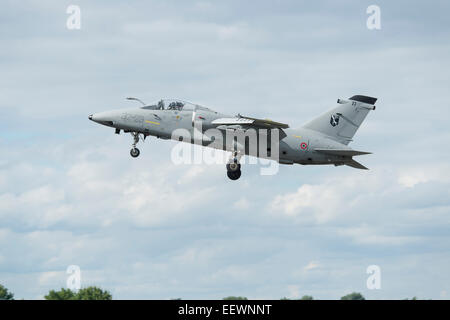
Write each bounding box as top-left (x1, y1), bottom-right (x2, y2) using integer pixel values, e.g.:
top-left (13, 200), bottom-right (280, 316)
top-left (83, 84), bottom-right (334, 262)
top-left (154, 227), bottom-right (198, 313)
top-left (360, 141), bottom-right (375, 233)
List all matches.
top-left (89, 95), bottom-right (377, 180)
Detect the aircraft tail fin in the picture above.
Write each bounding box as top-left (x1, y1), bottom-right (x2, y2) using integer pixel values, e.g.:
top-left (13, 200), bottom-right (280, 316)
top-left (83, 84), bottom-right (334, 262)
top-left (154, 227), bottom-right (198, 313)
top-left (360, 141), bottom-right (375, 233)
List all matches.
top-left (303, 95), bottom-right (377, 145)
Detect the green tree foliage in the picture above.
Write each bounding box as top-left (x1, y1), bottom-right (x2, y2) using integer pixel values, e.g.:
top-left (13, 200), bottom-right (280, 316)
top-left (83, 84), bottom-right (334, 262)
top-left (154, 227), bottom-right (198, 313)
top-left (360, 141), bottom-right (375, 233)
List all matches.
top-left (76, 287), bottom-right (112, 300)
top-left (340, 292), bottom-right (365, 300)
top-left (44, 286), bottom-right (112, 300)
top-left (222, 296), bottom-right (248, 300)
top-left (0, 284), bottom-right (14, 300)
top-left (280, 295), bottom-right (314, 300)
top-left (45, 288), bottom-right (75, 300)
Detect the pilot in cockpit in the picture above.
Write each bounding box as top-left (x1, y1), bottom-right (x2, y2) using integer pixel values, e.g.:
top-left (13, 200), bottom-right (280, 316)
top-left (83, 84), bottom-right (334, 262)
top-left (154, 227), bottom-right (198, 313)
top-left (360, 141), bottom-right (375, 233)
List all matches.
top-left (167, 101), bottom-right (184, 111)
top-left (157, 100), bottom-right (165, 110)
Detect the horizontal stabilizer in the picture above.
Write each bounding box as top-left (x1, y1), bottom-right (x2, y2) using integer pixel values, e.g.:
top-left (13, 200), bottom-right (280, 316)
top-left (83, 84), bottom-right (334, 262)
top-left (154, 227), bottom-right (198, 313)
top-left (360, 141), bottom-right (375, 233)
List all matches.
top-left (349, 95), bottom-right (377, 105)
top-left (314, 149), bottom-right (371, 156)
top-left (345, 159), bottom-right (369, 170)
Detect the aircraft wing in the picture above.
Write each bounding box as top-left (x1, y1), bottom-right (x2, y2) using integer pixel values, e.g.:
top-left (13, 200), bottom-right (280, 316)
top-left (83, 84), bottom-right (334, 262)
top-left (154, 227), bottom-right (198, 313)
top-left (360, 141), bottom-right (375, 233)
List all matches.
top-left (212, 115), bottom-right (289, 129)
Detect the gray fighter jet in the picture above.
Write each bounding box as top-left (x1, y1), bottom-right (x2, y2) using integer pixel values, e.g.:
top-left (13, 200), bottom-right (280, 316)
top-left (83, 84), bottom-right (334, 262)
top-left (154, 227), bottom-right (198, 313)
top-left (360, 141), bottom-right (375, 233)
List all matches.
top-left (89, 95), bottom-right (377, 180)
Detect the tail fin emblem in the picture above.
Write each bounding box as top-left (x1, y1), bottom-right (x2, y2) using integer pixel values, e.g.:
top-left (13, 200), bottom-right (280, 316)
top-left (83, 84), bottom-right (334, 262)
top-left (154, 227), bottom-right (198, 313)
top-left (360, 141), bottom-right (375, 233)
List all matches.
top-left (330, 114), bottom-right (340, 127)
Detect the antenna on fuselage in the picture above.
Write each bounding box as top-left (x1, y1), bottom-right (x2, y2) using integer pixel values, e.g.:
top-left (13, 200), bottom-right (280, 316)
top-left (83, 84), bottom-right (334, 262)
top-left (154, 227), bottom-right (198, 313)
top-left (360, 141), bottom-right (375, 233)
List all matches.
top-left (126, 97), bottom-right (146, 106)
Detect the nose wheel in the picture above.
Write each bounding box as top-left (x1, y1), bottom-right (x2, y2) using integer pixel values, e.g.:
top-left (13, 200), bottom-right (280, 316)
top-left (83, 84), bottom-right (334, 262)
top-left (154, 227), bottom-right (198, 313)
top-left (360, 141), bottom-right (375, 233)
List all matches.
top-left (129, 132), bottom-right (144, 158)
top-left (130, 147), bottom-right (140, 158)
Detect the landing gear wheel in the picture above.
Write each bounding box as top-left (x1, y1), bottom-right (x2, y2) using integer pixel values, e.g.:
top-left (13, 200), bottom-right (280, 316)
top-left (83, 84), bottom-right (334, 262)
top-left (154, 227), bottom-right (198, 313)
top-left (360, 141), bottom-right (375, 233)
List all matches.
top-left (226, 160), bottom-right (241, 180)
top-left (130, 148), bottom-right (140, 158)
top-left (226, 162), bottom-right (241, 172)
top-left (227, 170), bottom-right (241, 180)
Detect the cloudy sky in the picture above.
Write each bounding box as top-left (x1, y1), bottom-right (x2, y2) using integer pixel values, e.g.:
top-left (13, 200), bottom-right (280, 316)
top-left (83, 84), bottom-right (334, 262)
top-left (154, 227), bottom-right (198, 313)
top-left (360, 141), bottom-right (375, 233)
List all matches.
top-left (1, 0), bottom-right (450, 299)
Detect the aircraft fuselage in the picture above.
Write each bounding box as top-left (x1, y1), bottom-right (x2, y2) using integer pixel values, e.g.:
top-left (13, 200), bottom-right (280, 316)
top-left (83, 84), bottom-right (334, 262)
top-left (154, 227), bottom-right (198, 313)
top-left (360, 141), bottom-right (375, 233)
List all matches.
top-left (89, 105), bottom-right (353, 167)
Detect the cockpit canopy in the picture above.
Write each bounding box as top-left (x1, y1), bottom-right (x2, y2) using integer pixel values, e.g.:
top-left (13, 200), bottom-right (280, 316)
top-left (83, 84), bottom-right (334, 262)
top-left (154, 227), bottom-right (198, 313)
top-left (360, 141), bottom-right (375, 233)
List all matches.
top-left (141, 99), bottom-right (210, 111)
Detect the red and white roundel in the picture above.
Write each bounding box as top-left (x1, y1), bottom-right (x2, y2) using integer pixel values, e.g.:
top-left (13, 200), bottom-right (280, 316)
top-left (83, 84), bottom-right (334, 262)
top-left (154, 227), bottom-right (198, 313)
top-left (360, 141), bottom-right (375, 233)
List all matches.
top-left (300, 142), bottom-right (308, 150)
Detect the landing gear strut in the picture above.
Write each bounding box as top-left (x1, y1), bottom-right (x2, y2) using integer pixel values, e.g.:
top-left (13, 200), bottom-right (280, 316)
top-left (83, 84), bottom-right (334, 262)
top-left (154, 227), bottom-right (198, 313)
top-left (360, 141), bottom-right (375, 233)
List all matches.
top-left (226, 152), bottom-right (242, 180)
top-left (130, 132), bottom-right (143, 158)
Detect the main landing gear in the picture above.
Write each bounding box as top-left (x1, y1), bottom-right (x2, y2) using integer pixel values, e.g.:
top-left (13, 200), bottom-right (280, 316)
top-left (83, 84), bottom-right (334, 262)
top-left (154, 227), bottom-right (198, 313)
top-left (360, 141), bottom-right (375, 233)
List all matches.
top-left (226, 152), bottom-right (242, 180)
top-left (129, 132), bottom-right (146, 158)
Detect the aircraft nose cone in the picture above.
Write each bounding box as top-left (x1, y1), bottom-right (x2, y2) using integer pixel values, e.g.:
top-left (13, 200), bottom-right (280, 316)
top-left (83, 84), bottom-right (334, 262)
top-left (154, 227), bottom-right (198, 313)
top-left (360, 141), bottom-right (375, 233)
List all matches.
top-left (88, 111), bottom-right (115, 127)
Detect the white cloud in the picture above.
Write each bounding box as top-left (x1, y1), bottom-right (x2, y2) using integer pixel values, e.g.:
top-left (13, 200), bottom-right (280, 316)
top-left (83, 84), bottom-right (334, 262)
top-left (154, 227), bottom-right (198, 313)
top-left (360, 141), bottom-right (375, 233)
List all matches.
top-left (38, 271), bottom-right (64, 286)
top-left (337, 225), bottom-right (420, 246)
top-left (304, 261), bottom-right (320, 271)
top-left (397, 164), bottom-right (450, 188)
top-left (286, 285), bottom-right (300, 299)
top-left (270, 183), bottom-right (341, 223)
top-left (269, 170), bottom-right (388, 224)
top-left (269, 165), bottom-right (450, 246)
top-left (233, 197), bottom-right (251, 210)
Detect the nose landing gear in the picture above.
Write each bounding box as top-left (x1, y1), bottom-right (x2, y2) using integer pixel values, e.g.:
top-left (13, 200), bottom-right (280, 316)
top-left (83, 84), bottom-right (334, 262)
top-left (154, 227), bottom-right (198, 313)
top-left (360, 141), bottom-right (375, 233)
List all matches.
top-left (130, 132), bottom-right (145, 158)
top-left (130, 147), bottom-right (140, 158)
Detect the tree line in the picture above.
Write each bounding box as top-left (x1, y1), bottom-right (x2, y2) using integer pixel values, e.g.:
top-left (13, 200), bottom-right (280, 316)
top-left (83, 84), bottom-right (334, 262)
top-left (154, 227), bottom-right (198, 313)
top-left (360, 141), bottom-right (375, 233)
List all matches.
top-left (1, 284), bottom-right (419, 300)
